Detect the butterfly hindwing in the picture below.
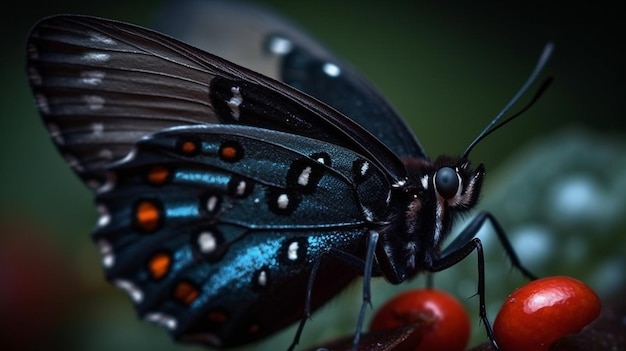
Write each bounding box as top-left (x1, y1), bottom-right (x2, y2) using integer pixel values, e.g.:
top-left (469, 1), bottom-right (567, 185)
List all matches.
top-left (155, 0), bottom-right (427, 160)
top-left (92, 124), bottom-right (390, 346)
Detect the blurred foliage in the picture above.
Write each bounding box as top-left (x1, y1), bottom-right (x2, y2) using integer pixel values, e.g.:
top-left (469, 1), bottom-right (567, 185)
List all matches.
top-left (1, 1), bottom-right (624, 351)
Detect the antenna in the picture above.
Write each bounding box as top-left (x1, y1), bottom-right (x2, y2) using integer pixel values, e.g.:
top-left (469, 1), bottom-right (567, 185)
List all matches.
top-left (462, 42), bottom-right (554, 159)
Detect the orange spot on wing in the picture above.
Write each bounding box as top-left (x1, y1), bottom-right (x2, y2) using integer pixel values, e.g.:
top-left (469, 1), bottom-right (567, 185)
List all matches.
top-left (148, 252), bottom-right (171, 279)
top-left (135, 200), bottom-right (161, 232)
top-left (220, 145), bottom-right (238, 160)
top-left (147, 166), bottom-right (170, 185)
top-left (180, 140), bottom-right (197, 155)
top-left (174, 281), bottom-right (199, 305)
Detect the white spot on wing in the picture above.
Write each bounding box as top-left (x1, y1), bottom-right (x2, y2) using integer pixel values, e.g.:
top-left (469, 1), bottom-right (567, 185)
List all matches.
top-left (298, 166), bottom-right (312, 186)
top-left (287, 241), bottom-right (299, 261)
top-left (257, 270), bottom-right (268, 286)
top-left (96, 204), bottom-right (110, 227)
top-left (114, 279), bottom-right (143, 303)
top-left (198, 231), bottom-right (217, 254)
top-left (236, 180), bottom-right (247, 196)
top-left (227, 86), bottom-right (243, 120)
top-left (267, 36), bottom-right (293, 55)
top-left (83, 52), bottom-right (110, 62)
top-left (84, 95), bottom-right (105, 110)
top-left (81, 70), bottom-right (105, 85)
top-left (145, 313), bottom-right (178, 330)
top-left (97, 239), bottom-right (114, 268)
top-left (206, 196), bottom-right (219, 212)
top-left (323, 62), bottom-right (341, 77)
top-left (277, 193), bottom-right (289, 209)
top-left (360, 161), bottom-right (369, 176)
top-left (89, 32), bottom-right (116, 45)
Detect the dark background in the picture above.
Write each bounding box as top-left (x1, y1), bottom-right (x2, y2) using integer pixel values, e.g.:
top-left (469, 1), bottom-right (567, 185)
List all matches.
top-left (1, 1), bottom-right (624, 351)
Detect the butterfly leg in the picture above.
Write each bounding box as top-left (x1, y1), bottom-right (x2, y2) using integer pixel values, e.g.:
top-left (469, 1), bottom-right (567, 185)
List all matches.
top-left (287, 257), bottom-right (323, 351)
top-left (440, 211), bottom-right (537, 280)
top-left (428, 211), bottom-right (536, 350)
top-left (287, 231), bottom-right (380, 351)
top-left (351, 230), bottom-right (379, 351)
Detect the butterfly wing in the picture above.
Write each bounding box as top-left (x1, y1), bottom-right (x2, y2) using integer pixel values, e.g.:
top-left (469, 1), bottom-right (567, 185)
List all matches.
top-left (155, 0), bottom-right (427, 160)
top-left (26, 13), bottom-right (402, 347)
top-left (26, 14), bottom-right (408, 188)
top-left (94, 124), bottom-right (390, 346)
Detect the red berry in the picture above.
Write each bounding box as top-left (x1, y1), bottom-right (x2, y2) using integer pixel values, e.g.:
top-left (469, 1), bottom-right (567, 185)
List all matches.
top-left (493, 276), bottom-right (601, 351)
top-left (369, 288), bottom-right (470, 351)
top-left (0, 220), bottom-right (75, 351)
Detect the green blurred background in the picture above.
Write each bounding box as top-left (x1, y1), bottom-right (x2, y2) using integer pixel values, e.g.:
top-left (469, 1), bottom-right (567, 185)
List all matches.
top-left (1, 1), bottom-right (624, 350)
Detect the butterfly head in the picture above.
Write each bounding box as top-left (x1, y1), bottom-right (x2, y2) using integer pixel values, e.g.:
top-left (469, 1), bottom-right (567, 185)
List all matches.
top-left (402, 156), bottom-right (485, 246)
top-left (431, 156), bottom-right (484, 211)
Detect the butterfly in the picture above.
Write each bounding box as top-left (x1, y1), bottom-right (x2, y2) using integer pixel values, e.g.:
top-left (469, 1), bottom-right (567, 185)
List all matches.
top-left (26, 1), bottom-right (552, 350)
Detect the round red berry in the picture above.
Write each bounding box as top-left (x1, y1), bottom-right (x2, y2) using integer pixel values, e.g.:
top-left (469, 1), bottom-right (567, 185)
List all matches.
top-left (369, 288), bottom-right (470, 351)
top-left (493, 275), bottom-right (601, 351)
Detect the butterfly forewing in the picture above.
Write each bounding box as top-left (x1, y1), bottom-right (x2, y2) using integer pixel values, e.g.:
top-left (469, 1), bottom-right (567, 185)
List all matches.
top-left (27, 15), bottom-right (409, 189)
top-left (92, 124), bottom-right (390, 346)
top-left (27, 16), bottom-right (217, 182)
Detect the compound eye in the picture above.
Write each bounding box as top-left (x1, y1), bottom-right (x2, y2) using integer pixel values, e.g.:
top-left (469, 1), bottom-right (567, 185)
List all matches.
top-left (435, 167), bottom-right (460, 199)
